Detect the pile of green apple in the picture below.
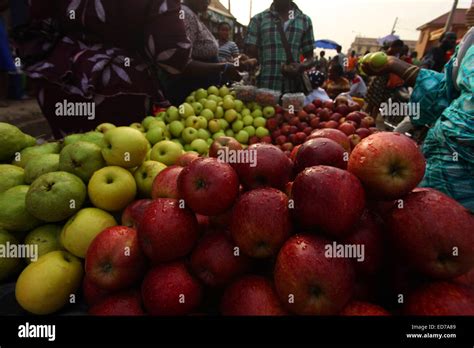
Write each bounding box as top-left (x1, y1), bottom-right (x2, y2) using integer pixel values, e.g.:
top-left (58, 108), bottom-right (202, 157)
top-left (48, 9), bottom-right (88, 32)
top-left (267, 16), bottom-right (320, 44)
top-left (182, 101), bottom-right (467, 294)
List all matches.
top-left (155, 85), bottom-right (276, 154)
top-left (0, 122), bottom-right (186, 314)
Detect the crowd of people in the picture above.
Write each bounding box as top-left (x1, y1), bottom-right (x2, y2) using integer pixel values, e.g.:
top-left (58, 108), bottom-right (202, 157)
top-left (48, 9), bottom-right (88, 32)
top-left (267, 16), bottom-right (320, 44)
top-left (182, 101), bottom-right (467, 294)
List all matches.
top-left (0, 0), bottom-right (472, 211)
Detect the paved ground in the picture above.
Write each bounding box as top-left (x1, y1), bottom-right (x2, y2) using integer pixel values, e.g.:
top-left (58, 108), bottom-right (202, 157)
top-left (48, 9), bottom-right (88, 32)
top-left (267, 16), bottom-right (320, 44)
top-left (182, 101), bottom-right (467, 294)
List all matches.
top-left (0, 99), bottom-right (53, 140)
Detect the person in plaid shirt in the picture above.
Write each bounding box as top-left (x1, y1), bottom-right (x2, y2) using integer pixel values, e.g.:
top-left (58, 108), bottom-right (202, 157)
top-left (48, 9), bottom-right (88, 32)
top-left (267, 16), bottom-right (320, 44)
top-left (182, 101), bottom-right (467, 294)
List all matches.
top-left (244, 0), bottom-right (315, 93)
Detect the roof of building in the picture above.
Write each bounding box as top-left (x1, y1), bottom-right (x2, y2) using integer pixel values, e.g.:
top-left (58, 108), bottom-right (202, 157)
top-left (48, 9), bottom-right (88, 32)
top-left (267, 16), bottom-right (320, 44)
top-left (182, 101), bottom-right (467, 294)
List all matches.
top-left (417, 8), bottom-right (468, 30)
top-left (208, 0), bottom-right (235, 19)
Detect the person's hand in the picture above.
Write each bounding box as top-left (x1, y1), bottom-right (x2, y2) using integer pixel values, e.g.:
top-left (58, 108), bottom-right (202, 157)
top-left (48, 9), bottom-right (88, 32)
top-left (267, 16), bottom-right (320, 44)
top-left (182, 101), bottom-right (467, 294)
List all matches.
top-left (240, 58), bottom-right (258, 71)
top-left (282, 62), bottom-right (303, 78)
top-left (223, 64), bottom-right (242, 82)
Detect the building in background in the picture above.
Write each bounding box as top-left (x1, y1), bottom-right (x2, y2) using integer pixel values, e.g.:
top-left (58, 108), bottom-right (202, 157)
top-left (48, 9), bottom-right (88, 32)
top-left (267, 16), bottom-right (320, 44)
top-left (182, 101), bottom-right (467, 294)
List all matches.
top-left (415, 8), bottom-right (469, 57)
top-left (349, 37), bottom-right (417, 55)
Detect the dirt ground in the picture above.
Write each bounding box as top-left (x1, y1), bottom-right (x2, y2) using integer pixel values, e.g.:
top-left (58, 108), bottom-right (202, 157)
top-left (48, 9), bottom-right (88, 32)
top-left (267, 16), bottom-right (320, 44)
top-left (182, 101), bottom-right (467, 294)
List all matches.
top-left (0, 99), bottom-right (53, 140)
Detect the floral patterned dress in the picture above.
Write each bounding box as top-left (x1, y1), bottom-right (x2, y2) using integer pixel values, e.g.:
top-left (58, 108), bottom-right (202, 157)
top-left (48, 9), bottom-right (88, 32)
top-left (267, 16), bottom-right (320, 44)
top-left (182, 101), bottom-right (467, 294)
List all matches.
top-left (18, 0), bottom-right (191, 138)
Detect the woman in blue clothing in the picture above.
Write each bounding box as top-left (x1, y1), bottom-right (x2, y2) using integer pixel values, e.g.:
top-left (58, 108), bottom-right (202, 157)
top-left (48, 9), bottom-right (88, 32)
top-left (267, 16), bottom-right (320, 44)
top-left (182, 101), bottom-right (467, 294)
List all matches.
top-left (0, 0), bottom-right (16, 107)
top-left (363, 28), bottom-right (474, 212)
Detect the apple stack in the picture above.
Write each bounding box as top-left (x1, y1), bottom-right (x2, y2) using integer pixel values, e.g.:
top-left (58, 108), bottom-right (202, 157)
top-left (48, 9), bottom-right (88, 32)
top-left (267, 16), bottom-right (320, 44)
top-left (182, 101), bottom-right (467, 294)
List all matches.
top-left (84, 132), bottom-right (472, 316)
top-left (268, 98), bottom-right (378, 157)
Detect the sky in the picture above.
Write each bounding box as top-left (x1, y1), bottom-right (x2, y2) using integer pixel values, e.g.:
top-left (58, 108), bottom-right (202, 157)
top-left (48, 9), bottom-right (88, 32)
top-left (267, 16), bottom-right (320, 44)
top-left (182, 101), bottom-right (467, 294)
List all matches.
top-left (225, 0), bottom-right (472, 52)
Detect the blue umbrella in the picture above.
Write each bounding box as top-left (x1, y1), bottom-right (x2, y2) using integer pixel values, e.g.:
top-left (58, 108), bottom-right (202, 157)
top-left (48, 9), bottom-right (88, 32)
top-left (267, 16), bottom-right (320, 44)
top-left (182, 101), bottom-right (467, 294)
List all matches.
top-left (314, 39), bottom-right (340, 50)
top-left (377, 34), bottom-right (400, 46)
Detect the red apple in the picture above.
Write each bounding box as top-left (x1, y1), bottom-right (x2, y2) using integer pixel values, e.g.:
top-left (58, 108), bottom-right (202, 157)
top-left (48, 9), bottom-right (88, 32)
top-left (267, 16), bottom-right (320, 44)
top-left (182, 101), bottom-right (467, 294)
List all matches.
top-left (297, 110), bottom-right (309, 121)
top-left (348, 132), bottom-right (426, 199)
top-left (289, 117), bottom-right (300, 127)
top-left (85, 226), bottom-right (147, 291)
top-left (261, 136), bottom-right (272, 144)
top-left (340, 301), bottom-right (391, 316)
top-left (299, 122), bottom-right (308, 131)
top-left (230, 188), bottom-right (291, 258)
top-left (323, 101), bottom-right (335, 111)
top-left (309, 129), bottom-right (351, 152)
top-left (313, 99), bottom-right (323, 108)
top-left (151, 165), bottom-right (183, 200)
top-left (221, 276), bottom-right (287, 316)
top-left (83, 276), bottom-right (111, 306)
top-left (303, 127), bottom-right (313, 136)
top-left (209, 136), bottom-right (243, 159)
top-left (249, 136), bottom-right (259, 145)
top-left (234, 144), bottom-right (293, 191)
top-left (346, 112), bottom-right (362, 125)
top-left (341, 211), bottom-right (384, 276)
top-left (318, 108), bottom-right (331, 121)
top-left (355, 128), bottom-right (371, 139)
top-left (303, 103), bottom-right (317, 114)
top-left (121, 199), bottom-right (153, 228)
top-left (141, 261), bottom-right (203, 315)
top-left (138, 199), bottom-right (199, 263)
top-left (338, 122), bottom-right (356, 136)
top-left (274, 234), bottom-right (355, 315)
top-left (89, 290), bottom-right (145, 316)
top-left (335, 104), bottom-right (350, 116)
top-left (294, 138), bottom-right (347, 174)
top-left (275, 135), bottom-right (287, 146)
top-left (271, 130), bottom-right (282, 139)
top-left (178, 158), bottom-right (239, 216)
top-left (324, 121), bottom-right (339, 129)
top-left (176, 152), bottom-right (199, 167)
top-left (294, 132), bottom-right (307, 145)
top-left (387, 188), bottom-right (474, 279)
top-left (310, 117), bottom-right (320, 129)
top-left (190, 231), bottom-right (251, 287)
top-left (292, 166), bottom-right (365, 238)
top-left (348, 134), bottom-right (362, 149)
top-left (454, 268), bottom-right (474, 288)
top-left (338, 117), bottom-right (346, 125)
top-left (330, 113), bottom-right (343, 122)
top-left (280, 125), bottom-right (291, 136)
top-left (319, 122), bottom-right (327, 128)
top-left (281, 142), bottom-right (294, 152)
top-left (266, 118), bottom-right (279, 131)
top-left (369, 127), bottom-right (379, 134)
top-left (403, 282), bottom-right (474, 316)
top-left (361, 116), bottom-right (376, 128)
top-left (289, 125), bottom-right (298, 134)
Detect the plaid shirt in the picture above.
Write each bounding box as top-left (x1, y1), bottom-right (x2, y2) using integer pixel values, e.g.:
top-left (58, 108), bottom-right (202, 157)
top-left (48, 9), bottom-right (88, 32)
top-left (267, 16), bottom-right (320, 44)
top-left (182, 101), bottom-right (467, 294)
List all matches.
top-left (245, 2), bottom-right (314, 92)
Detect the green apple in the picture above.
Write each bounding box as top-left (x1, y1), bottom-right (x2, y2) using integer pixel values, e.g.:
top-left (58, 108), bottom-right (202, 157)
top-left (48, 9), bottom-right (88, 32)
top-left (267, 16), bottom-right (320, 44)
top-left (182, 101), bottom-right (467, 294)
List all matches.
top-left (63, 134), bottom-right (83, 147)
top-left (12, 142), bottom-right (61, 168)
top-left (225, 129), bottom-right (235, 137)
top-left (0, 185), bottom-right (42, 233)
top-left (199, 98), bottom-right (208, 106)
top-left (0, 122), bottom-right (36, 162)
top-left (24, 225), bottom-right (63, 264)
top-left (204, 100), bottom-right (218, 113)
top-left (197, 129), bottom-right (211, 141)
top-left (0, 164), bottom-right (25, 193)
top-left (166, 106), bottom-right (180, 121)
top-left (179, 103), bottom-right (195, 118)
top-left (235, 130), bottom-right (250, 144)
top-left (196, 116), bottom-right (208, 129)
top-left (252, 109), bottom-right (263, 118)
top-left (15, 250), bottom-right (83, 315)
top-left (169, 120), bottom-right (185, 138)
top-left (215, 106), bottom-right (225, 119)
top-left (142, 116), bottom-right (157, 130)
top-left (208, 120), bottom-right (221, 133)
top-left (263, 106), bottom-right (276, 118)
top-left (156, 111), bottom-right (167, 119)
top-left (207, 138), bottom-right (213, 146)
top-left (242, 108), bottom-right (252, 117)
top-left (182, 127), bottom-right (199, 144)
top-left (95, 123), bottom-right (116, 134)
top-left (184, 144), bottom-right (193, 152)
top-left (59, 142), bottom-right (105, 182)
top-left (0, 229), bottom-right (23, 281)
top-left (234, 100), bottom-right (244, 112)
top-left (218, 119), bottom-right (229, 130)
top-left (195, 88), bottom-right (208, 101)
top-left (225, 109), bottom-right (238, 123)
top-left (146, 126), bottom-right (165, 145)
top-left (129, 123), bottom-right (145, 133)
top-left (200, 109), bottom-right (215, 121)
top-left (190, 139), bottom-right (209, 155)
top-left (253, 117), bottom-right (267, 128)
top-left (252, 103), bottom-right (262, 111)
top-left (81, 132), bottom-right (108, 148)
top-left (219, 86), bottom-right (230, 97)
top-left (243, 115), bottom-right (254, 126)
top-left (148, 120), bottom-right (167, 130)
top-left (88, 166), bottom-right (137, 212)
top-left (232, 120), bottom-right (244, 133)
top-left (24, 154), bottom-right (60, 184)
top-left (102, 127), bottom-right (149, 168)
top-left (185, 116), bottom-right (200, 129)
top-left (61, 207), bottom-right (117, 258)
top-left (256, 127), bottom-right (270, 138)
top-left (192, 102), bottom-right (204, 115)
top-left (26, 172), bottom-right (87, 223)
top-left (243, 126), bottom-right (256, 137)
top-left (208, 86), bottom-right (220, 96)
top-left (223, 97), bottom-right (235, 111)
top-left (185, 96), bottom-right (195, 104)
top-left (213, 131), bottom-right (226, 140)
top-left (134, 160), bottom-right (167, 197)
top-left (150, 140), bottom-right (183, 166)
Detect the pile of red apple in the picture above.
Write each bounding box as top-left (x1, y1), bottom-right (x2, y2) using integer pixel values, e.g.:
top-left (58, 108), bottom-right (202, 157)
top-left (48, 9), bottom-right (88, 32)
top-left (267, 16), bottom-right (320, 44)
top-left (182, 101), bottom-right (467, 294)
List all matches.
top-left (267, 99), bottom-right (377, 156)
top-left (83, 133), bottom-right (474, 316)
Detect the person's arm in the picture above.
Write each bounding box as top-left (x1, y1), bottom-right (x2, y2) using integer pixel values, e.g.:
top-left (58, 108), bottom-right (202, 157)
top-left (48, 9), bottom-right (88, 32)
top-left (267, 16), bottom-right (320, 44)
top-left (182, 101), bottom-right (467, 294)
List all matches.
top-left (283, 16), bottom-right (315, 77)
top-left (244, 16), bottom-right (260, 61)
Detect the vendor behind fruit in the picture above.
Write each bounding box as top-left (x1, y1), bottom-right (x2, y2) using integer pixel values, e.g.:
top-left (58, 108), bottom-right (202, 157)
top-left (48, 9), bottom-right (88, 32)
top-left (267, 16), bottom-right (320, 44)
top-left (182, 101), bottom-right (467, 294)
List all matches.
top-left (362, 27), bottom-right (474, 212)
top-left (14, 0), bottom-right (244, 138)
